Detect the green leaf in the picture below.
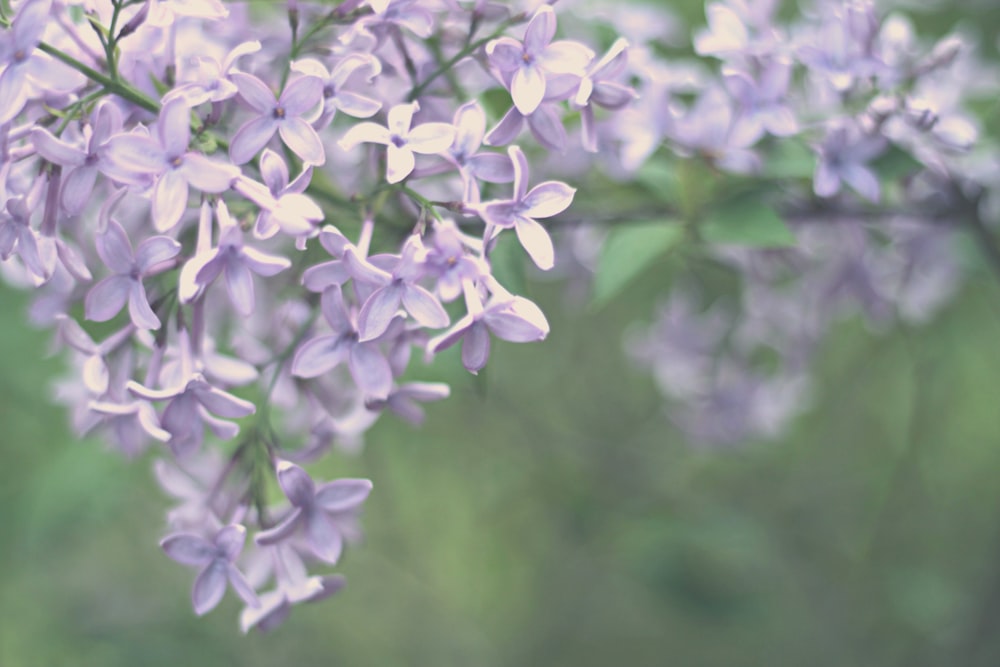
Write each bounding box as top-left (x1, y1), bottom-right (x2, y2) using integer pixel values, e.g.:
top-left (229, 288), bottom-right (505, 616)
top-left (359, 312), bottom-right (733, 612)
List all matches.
top-left (872, 144), bottom-right (923, 181)
top-left (764, 139), bottom-right (815, 180)
top-left (591, 221), bottom-right (685, 308)
top-left (699, 199), bottom-right (795, 247)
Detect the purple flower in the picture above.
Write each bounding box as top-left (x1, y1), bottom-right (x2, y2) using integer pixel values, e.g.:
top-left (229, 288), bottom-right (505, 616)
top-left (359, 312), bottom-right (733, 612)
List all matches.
top-left (424, 219), bottom-right (487, 302)
top-left (229, 73), bottom-right (326, 166)
top-left (127, 331), bottom-right (256, 456)
top-left (428, 285), bottom-right (549, 374)
top-left (444, 101), bottom-right (514, 204)
top-left (290, 54), bottom-right (383, 130)
top-left (240, 545), bottom-right (345, 634)
top-left (31, 100), bottom-right (123, 214)
top-left (723, 58), bottom-right (798, 146)
top-left (252, 149), bottom-right (313, 240)
top-left (179, 202), bottom-right (291, 316)
top-left (486, 5), bottom-right (594, 115)
top-left (479, 146), bottom-right (575, 271)
top-left (161, 524), bottom-right (260, 616)
top-left (84, 219), bottom-right (181, 329)
top-left (574, 38), bottom-right (637, 152)
top-left (101, 98), bottom-right (240, 231)
top-left (348, 235), bottom-right (450, 341)
top-left (291, 286), bottom-right (395, 399)
top-left (255, 461), bottom-right (372, 564)
top-left (365, 381), bottom-right (450, 425)
top-left (166, 40), bottom-right (262, 106)
top-left (813, 121), bottom-right (886, 202)
top-left (338, 102), bottom-right (456, 184)
top-left (0, 0), bottom-right (55, 124)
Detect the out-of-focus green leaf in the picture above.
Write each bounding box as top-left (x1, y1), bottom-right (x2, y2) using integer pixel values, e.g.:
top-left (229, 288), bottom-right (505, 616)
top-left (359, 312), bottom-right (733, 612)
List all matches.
top-left (764, 139), bottom-right (816, 180)
top-left (872, 144), bottom-right (923, 181)
top-left (591, 221), bottom-right (685, 307)
top-left (699, 199), bottom-right (795, 247)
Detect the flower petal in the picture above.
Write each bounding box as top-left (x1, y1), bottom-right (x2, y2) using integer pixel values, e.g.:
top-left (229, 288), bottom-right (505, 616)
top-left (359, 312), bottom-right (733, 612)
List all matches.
top-left (291, 335), bottom-right (348, 378)
top-left (231, 72), bottom-right (277, 114)
top-left (511, 65), bottom-right (546, 116)
top-left (314, 478), bottom-right (373, 513)
top-left (515, 216), bottom-right (555, 270)
top-left (152, 169), bottom-right (190, 231)
top-left (181, 154), bottom-right (240, 193)
top-left (306, 511), bottom-right (343, 564)
top-left (96, 220), bottom-right (135, 274)
top-left (277, 460), bottom-right (315, 507)
top-left (192, 561), bottom-right (228, 615)
top-left (161, 533), bottom-right (215, 566)
top-left (357, 283), bottom-right (403, 341)
top-left (230, 116), bottom-right (278, 165)
top-left (85, 275), bottom-right (131, 322)
top-left (278, 117), bottom-right (326, 166)
top-left (402, 284), bottom-right (449, 329)
top-left (128, 281), bottom-right (161, 330)
top-left (348, 342), bottom-right (393, 398)
top-left (136, 236), bottom-right (182, 273)
top-left (522, 181), bottom-right (575, 218)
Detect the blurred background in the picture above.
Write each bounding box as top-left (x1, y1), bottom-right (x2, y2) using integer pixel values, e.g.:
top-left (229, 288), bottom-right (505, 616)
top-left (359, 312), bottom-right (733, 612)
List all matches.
top-left (5, 1), bottom-right (1000, 666)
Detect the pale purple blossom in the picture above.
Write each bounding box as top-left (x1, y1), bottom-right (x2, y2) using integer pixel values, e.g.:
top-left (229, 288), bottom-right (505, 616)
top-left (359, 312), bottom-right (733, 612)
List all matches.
top-left (161, 524), bottom-right (260, 616)
top-left (84, 219), bottom-right (181, 329)
top-left (255, 461), bottom-right (372, 564)
top-left (338, 102), bottom-right (456, 184)
top-left (101, 99), bottom-right (240, 231)
top-left (479, 146), bottom-right (575, 271)
top-left (229, 73), bottom-right (326, 166)
top-left (486, 5), bottom-right (594, 115)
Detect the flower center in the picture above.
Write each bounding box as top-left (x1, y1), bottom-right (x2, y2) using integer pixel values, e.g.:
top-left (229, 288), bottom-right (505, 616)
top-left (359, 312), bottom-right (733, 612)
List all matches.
top-left (273, 106), bottom-right (286, 119)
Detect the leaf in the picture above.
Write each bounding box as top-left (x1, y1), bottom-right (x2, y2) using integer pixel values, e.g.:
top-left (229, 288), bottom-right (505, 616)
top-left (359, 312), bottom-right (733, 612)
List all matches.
top-left (764, 139), bottom-right (815, 180)
top-left (634, 158), bottom-right (679, 204)
top-left (872, 144), bottom-right (923, 181)
top-left (699, 199), bottom-right (795, 247)
top-left (591, 221), bottom-right (685, 308)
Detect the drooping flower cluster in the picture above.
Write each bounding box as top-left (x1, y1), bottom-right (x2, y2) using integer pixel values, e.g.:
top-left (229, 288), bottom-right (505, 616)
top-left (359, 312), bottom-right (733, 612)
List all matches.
top-left (0, 0), bottom-right (634, 630)
top-left (2, 0), bottom-right (997, 631)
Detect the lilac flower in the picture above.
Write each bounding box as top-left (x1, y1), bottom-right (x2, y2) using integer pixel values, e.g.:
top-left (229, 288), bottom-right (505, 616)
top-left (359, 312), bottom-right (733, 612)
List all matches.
top-left (229, 73), bottom-right (326, 166)
top-left (813, 121), bottom-right (887, 202)
top-left (84, 220), bottom-right (180, 329)
top-left (179, 202), bottom-right (291, 316)
top-left (428, 284), bottom-right (549, 374)
top-left (338, 102), bottom-right (456, 184)
top-left (668, 86), bottom-right (759, 173)
top-left (484, 102), bottom-right (569, 153)
top-left (486, 5), bottom-right (594, 115)
top-left (347, 235), bottom-right (450, 341)
top-left (722, 58), bottom-right (798, 146)
top-left (365, 382), bottom-right (450, 425)
top-left (30, 100), bottom-right (123, 213)
top-left (127, 331), bottom-right (256, 456)
top-left (423, 219), bottom-right (487, 302)
top-left (240, 545), bottom-right (345, 634)
top-left (574, 38), bottom-right (637, 152)
top-left (0, 195), bottom-right (51, 281)
top-left (444, 101), bottom-right (514, 204)
top-left (0, 0), bottom-right (56, 124)
top-left (255, 461), bottom-right (372, 564)
top-left (290, 286), bottom-right (395, 399)
top-left (479, 146), bottom-right (575, 271)
top-left (290, 55), bottom-right (382, 130)
top-left (251, 149), bottom-right (313, 240)
top-left (166, 41), bottom-right (262, 106)
top-left (101, 98), bottom-right (240, 231)
top-left (161, 524), bottom-right (260, 616)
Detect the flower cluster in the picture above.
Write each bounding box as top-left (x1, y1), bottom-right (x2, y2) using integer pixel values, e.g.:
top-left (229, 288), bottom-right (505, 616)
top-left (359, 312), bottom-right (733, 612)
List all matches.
top-left (592, 0), bottom-right (995, 445)
top-left (3, 0), bottom-right (997, 631)
top-left (0, 0), bottom-right (635, 630)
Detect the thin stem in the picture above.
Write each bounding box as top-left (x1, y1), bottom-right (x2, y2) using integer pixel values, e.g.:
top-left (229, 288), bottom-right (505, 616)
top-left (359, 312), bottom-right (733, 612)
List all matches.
top-left (407, 17), bottom-right (523, 101)
top-left (37, 41), bottom-right (160, 114)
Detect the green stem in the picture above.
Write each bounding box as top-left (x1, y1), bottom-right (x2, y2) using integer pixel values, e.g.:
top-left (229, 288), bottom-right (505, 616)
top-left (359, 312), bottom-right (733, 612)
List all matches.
top-left (407, 17), bottom-right (522, 101)
top-left (37, 41), bottom-right (160, 114)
